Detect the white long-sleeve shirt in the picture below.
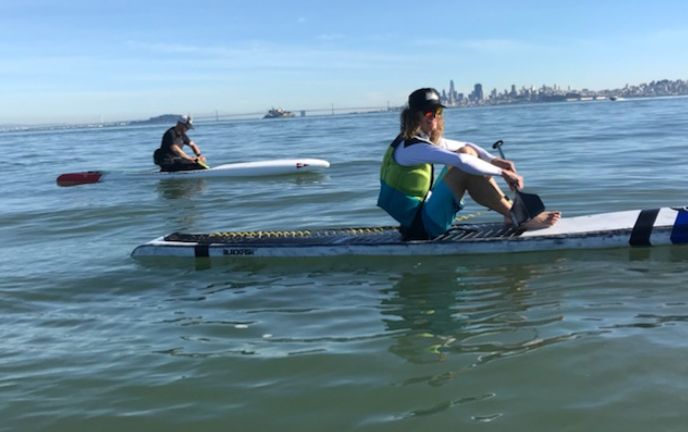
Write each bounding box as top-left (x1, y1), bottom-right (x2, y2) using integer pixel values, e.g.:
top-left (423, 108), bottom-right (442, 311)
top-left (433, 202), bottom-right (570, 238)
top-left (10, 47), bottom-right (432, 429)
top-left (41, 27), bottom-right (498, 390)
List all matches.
top-left (394, 136), bottom-right (502, 177)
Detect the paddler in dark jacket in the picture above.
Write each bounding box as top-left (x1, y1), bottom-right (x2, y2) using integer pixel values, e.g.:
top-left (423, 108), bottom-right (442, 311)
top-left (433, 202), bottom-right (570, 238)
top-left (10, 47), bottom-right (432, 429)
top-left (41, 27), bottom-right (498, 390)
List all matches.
top-left (153, 115), bottom-right (207, 172)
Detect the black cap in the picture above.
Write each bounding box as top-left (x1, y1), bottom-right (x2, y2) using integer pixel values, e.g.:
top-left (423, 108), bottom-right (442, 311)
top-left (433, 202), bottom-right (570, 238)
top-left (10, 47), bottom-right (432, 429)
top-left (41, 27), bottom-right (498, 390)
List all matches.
top-left (408, 88), bottom-right (445, 112)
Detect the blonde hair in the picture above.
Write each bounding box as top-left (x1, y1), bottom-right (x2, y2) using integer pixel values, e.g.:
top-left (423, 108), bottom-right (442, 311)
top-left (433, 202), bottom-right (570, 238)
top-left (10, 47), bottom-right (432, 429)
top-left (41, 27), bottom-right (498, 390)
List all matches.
top-left (399, 107), bottom-right (444, 144)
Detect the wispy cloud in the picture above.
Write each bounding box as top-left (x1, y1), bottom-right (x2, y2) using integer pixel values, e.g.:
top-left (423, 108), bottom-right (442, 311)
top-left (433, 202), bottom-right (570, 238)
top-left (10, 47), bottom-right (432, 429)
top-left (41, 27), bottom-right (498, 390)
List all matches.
top-left (315, 33), bottom-right (346, 42)
top-left (459, 38), bottom-right (541, 52)
top-left (412, 37), bottom-right (544, 54)
top-left (644, 28), bottom-right (688, 43)
top-left (124, 39), bottom-right (408, 70)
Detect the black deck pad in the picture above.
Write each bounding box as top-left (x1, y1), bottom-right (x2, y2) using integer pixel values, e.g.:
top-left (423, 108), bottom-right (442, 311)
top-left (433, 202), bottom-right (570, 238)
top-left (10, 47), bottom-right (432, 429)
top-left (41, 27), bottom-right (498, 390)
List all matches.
top-left (164, 222), bottom-right (523, 247)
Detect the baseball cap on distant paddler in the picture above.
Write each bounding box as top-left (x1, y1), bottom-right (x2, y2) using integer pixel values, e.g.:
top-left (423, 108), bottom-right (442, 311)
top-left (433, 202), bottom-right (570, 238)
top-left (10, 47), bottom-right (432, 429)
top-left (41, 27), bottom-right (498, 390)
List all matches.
top-left (408, 88), bottom-right (445, 112)
top-left (177, 114), bottom-right (194, 129)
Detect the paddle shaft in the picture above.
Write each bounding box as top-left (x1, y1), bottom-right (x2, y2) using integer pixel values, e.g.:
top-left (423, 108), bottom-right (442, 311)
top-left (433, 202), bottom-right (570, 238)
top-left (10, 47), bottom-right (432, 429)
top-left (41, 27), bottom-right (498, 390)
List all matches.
top-left (492, 140), bottom-right (519, 191)
top-left (492, 140), bottom-right (508, 168)
top-left (493, 140), bottom-right (520, 225)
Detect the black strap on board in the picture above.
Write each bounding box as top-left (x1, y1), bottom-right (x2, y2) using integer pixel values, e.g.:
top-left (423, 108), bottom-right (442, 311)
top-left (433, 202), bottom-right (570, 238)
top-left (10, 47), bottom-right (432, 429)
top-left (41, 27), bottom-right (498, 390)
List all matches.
top-left (194, 244), bottom-right (210, 258)
top-left (629, 208), bottom-right (660, 246)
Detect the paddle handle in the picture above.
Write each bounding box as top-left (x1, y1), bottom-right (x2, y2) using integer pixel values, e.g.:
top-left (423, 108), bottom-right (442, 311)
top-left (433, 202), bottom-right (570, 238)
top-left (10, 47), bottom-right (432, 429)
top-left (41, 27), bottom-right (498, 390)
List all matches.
top-left (492, 140), bottom-right (506, 160)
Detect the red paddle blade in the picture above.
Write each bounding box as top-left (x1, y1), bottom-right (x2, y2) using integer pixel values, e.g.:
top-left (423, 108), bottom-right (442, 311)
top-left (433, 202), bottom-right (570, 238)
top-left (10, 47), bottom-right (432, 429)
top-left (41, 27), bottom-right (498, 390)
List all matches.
top-left (56, 171), bottom-right (103, 187)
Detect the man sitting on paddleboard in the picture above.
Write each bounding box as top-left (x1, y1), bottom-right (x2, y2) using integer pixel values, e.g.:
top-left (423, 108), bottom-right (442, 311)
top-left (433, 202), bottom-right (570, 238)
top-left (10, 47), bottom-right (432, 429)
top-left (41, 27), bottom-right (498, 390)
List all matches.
top-left (378, 87), bottom-right (560, 240)
top-left (153, 115), bottom-right (207, 172)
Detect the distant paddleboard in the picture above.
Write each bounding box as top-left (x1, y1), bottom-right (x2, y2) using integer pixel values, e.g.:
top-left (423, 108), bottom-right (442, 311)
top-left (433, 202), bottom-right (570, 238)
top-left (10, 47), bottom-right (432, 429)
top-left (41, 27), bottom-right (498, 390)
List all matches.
top-left (57, 158), bottom-right (330, 187)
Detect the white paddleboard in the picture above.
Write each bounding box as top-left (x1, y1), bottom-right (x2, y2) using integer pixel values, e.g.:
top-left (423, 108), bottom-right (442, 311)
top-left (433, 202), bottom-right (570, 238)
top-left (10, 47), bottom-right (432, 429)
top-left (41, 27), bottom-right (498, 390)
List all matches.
top-left (57, 158), bottom-right (330, 187)
top-left (131, 206), bottom-right (688, 259)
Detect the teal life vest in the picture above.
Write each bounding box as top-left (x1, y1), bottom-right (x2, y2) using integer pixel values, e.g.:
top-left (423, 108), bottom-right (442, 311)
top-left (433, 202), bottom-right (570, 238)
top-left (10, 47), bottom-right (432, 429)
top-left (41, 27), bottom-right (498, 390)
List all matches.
top-left (377, 136), bottom-right (434, 227)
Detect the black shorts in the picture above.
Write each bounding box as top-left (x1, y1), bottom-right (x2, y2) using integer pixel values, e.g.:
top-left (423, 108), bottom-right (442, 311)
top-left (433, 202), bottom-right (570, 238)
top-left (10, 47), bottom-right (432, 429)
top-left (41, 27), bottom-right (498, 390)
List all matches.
top-left (159, 159), bottom-right (205, 173)
top-left (399, 204), bottom-right (431, 241)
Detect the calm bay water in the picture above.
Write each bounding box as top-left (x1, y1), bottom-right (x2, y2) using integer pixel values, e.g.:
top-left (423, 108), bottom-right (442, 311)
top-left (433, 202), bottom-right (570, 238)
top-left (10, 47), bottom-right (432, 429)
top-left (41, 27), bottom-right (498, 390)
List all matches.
top-left (2, 98), bottom-right (688, 431)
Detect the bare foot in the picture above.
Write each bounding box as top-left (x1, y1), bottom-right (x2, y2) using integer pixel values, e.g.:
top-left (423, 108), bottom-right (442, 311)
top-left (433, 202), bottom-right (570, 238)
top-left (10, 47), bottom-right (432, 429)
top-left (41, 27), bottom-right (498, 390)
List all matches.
top-left (520, 211), bottom-right (561, 230)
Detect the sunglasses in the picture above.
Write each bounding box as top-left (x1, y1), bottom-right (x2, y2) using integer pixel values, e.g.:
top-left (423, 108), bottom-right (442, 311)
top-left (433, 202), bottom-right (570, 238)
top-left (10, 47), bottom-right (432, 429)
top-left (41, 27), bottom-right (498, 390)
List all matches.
top-left (424, 107), bottom-right (443, 119)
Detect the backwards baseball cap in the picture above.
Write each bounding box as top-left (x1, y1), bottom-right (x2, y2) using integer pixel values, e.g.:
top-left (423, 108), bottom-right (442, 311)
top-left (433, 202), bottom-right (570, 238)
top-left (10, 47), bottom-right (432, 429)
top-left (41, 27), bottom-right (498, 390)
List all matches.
top-left (177, 114), bottom-right (194, 129)
top-left (408, 88), bottom-right (445, 112)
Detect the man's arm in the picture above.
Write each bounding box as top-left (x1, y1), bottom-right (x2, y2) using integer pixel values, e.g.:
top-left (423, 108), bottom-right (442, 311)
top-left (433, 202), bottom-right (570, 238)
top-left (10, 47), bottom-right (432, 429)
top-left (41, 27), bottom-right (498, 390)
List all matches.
top-left (396, 142), bottom-right (502, 176)
top-left (170, 143), bottom-right (197, 162)
top-left (442, 138), bottom-right (516, 172)
top-left (188, 141), bottom-right (206, 162)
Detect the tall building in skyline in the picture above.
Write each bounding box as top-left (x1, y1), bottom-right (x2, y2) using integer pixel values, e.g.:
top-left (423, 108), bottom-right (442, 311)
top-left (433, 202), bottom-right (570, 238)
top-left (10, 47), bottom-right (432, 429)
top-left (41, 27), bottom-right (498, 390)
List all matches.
top-left (449, 80), bottom-right (456, 105)
top-left (471, 83), bottom-right (484, 101)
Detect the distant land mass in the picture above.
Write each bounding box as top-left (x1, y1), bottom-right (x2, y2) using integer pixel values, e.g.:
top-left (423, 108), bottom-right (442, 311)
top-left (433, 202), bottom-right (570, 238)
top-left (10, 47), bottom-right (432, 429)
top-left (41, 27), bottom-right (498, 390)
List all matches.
top-left (128, 114), bottom-right (181, 125)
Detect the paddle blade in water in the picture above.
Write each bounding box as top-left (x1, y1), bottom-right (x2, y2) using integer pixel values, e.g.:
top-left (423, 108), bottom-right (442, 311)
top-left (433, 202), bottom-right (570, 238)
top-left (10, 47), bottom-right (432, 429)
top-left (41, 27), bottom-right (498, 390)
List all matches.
top-left (56, 171), bottom-right (103, 187)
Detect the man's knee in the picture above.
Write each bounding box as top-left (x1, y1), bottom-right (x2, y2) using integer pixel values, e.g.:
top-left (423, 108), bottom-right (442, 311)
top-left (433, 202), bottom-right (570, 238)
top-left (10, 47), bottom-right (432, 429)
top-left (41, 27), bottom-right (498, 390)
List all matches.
top-left (457, 145), bottom-right (478, 157)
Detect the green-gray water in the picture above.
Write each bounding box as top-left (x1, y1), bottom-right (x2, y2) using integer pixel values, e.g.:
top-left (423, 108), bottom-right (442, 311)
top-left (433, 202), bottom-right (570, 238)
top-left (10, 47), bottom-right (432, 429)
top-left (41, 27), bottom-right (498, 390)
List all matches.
top-left (2, 98), bottom-right (688, 431)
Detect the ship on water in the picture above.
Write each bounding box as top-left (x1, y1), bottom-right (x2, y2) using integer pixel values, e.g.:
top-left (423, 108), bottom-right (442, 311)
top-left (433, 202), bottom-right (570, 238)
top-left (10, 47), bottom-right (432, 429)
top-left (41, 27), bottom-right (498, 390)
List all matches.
top-left (263, 107), bottom-right (295, 119)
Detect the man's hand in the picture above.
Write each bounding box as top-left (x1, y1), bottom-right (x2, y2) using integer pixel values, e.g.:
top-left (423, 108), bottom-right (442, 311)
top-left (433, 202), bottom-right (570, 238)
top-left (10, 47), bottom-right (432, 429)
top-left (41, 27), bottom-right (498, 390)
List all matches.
top-left (501, 169), bottom-right (523, 191)
top-left (491, 157), bottom-right (516, 173)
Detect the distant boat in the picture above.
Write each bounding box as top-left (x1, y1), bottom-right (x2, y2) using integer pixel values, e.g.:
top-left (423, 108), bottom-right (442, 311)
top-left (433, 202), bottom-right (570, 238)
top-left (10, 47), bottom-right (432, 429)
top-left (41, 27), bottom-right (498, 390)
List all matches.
top-left (263, 107), bottom-right (295, 119)
top-left (609, 96), bottom-right (625, 101)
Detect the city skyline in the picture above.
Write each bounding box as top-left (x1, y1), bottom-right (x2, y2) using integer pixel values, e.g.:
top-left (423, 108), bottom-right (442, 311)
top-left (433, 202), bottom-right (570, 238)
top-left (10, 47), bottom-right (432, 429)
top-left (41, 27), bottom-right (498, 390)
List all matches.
top-left (2, 1), bottom-right (688, 124)
top-left (438, 78), bottom-right (688, 107)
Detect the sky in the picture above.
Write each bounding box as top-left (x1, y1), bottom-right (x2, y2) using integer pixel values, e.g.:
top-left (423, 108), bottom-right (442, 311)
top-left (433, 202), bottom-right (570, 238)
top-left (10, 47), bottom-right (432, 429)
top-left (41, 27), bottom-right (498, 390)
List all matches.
top-left (1, 0), bottom-right (687, 124)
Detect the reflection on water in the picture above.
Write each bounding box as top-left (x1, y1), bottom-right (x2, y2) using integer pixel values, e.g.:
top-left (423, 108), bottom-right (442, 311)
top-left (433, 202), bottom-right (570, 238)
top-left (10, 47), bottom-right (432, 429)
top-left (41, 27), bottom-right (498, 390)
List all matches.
top-left (156, 178), bottom-right (207, 200)
top-left (381, 262), bottom-right (550, 365)
top-left (377, 245), bottom-right (688, 370)
top-left (155, 172), bottom-right (328, 200)
top-left (155, 179), bottom-right (207, 231)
